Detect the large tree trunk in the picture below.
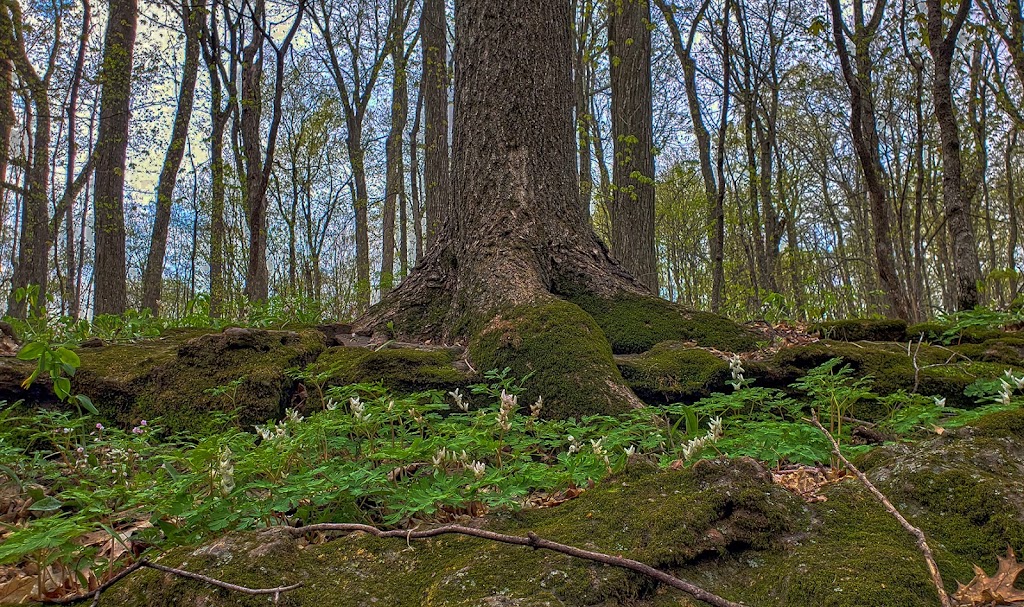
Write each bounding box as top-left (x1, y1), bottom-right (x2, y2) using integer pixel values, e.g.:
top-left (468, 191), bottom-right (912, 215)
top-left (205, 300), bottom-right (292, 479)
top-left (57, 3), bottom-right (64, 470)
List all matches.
top-left (358, 0), bottom-right (677, 419)
top-left (926, 0), bottom-right (980, 310)
top-left (92, 0), bottom-right (138, 316)
top-left (608, 0), bottom-right (657, 293)
top-left (421, 0), bottom-right (449, 249)
top-left (141, 0), bottom-right (202, 314)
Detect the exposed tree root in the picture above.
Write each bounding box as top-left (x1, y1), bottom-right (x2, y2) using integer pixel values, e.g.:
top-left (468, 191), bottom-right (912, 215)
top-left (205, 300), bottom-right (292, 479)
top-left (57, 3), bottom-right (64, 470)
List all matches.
top-left (287, 522), bottom-right (747, 607)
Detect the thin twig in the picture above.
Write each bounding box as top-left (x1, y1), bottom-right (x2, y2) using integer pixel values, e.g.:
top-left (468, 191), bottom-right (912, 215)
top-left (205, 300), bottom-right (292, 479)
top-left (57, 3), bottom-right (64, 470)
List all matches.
top-left (288, 523), bottom-right (746, 607)
top-left (808, 415), bottom-right (951, 607)
top-left (43, 559), bottom-right (302, 605)
top-left (141, 561), bottom-right (303, 595)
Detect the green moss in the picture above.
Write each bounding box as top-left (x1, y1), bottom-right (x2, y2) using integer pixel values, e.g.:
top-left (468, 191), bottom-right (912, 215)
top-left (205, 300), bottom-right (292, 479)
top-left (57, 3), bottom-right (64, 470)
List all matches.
top-left (469, 299), bottom-right (638, 419)
top-left (108, 458), bottom-right (802, 607)
top-left (772, 340), bottom-right (1019, 408)
top-left (570, 294), bottom-right (759, 354)
top-left (810, 319), bottom-right (908, 342)
top-left (906, 322), bottom-right (1013, 344)
top-left (617, 342), bottom-right (729, 403)
top-left (970, 407), bottom-right (1024, 439)
top-left (313, 346), bottom-right (470, 396)
top-left (71, 328), bottom-right (326, 434)
top-left (950, 337), bottom-right (1024, 366)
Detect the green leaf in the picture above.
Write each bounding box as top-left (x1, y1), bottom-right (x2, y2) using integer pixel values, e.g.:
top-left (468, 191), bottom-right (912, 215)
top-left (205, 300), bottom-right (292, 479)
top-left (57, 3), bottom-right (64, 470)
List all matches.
top-left (75, 394), bottom-right (98, 415)
top-left (28, 496), bottom-right (63, 512)
top-left (54, 377), bottom-right (71, 400)
top-left (15, 341), bottom-right (46, 361)
top-left (56, 347), bottom-right (81, 369)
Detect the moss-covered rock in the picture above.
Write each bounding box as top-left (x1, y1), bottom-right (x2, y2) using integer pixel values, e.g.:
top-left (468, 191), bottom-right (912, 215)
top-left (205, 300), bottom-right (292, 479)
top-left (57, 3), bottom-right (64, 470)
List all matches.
top-left (949, 337), bottom-right (1024, 366)
top-left (469, 299), bottom-right (642, 419)
top-left (312, 345), bottom-right (471, 397)
top-left (906, 322), bottom-right (1018, 345)
top-left (770, 340), bottom-right (1018, 409)
top-left (617, 342), bottom-right (730, 403)
top-left (106, 457), bottom-right (804, 607)
top-left (70, 328), bottom-right (326, 434)
top-left (570, 294), bottom-right (759, 354)
top-left (810, 318), bottom-right (908, 342)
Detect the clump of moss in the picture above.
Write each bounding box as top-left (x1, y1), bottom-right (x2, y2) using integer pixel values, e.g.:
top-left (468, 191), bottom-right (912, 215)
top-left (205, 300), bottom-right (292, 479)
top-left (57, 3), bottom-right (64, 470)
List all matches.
top-left (469, 298), bottom-right (641, 419)
top-left (970, 407), bottom-right (1024, 439)
top-left (772, 340), bottom-right (1018, 408)
top-left (617, 341), bottom-right (729, 403)
top-left (570, 294), bottom-right (759, 354)
top-left (312, 346), bottom-right (470, 396)
top-left (810, 319), bottom-right (908, 342)
top-left (950, 337), bottom-right (1024, 366)
top-left (72, 328), bottom-right (326, 434)
top-left (907, 321), bottom-right (1015, 344)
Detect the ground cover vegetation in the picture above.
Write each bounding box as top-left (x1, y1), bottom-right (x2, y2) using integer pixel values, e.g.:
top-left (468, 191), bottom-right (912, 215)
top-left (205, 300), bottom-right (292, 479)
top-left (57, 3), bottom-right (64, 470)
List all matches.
top-left (2, 307), bottom-right (1024, 605)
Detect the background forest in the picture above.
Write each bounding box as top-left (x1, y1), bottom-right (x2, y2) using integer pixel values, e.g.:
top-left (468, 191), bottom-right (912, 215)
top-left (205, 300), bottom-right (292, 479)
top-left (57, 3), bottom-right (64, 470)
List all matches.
top-left (0, 0), bottom-right (1020, 323)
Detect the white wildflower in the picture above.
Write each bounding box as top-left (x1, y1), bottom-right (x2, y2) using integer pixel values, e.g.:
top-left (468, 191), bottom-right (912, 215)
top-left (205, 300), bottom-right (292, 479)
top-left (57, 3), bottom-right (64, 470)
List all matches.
top-left (497, 390), bottom-right (518, 431)
top-left (530, 396), bottom-right (543, 418)
top-left (432, 447), bottom-right (448, 466)
top-left (218, 446), bottom-right (235, 496)
top-left (591, 438), bottom-right (606, 456)
top-left (325, 398), bottom-right (338, 411)
top-left (709, 416), bottom-right (723, 440)
top-left (468, 461), bottom-right (486, 479)
top-left (623, 445), bottom-right (636, 457)
top-left (933, 396), bottom-right (946, 408)
top-left (449, 389), bottom-right (469, 412)
top-left (351, 398), bottom-right (369, 423)
top-left (286, 408), bottom-right (304, 424)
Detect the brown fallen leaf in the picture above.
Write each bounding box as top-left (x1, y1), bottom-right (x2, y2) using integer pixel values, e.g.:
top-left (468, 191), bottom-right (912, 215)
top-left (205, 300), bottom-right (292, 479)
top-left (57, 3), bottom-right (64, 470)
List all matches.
top-left (0, 573), bottom-right (36, 604)
top-left (954, 547), bottom-right (1024, 606)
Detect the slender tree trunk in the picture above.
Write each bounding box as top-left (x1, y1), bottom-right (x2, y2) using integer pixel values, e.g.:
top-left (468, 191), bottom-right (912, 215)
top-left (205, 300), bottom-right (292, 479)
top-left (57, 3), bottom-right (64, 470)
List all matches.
top-left (608, 0), bottom-right (657, 292)
top-left (926, 0), bottom-right (980, 310)
top-left (828, 0), bottom-right (911, 319)
top-left (240, 0), bottom-right (267, 302)
top-left (64, 0), bottom-right (88, 319)
top-left (92, 0), bottom-right (138, 315)
top-left (142, 0), bottom-right (202, 314)
top-left (421, 0), bottom-right (449, 248)
top-left (382, 0), bottom-right (409, 293)
top-left (410, 84), bottom-right (424, 262)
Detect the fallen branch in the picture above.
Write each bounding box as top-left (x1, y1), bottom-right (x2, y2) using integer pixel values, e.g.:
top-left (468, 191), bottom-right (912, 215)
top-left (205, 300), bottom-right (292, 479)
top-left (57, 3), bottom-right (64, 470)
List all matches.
top-left (44, 559), bottom-right (302, 605)
top-left (287, 522), bottom-right (746, 607)
top-left (809, 415), bottom-right (951, 607)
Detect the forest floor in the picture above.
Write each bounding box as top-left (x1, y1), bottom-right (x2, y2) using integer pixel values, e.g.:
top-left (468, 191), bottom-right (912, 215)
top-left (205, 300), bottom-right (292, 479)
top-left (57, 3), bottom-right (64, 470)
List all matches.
top-left (1, 312), bottom-right (1024, 606)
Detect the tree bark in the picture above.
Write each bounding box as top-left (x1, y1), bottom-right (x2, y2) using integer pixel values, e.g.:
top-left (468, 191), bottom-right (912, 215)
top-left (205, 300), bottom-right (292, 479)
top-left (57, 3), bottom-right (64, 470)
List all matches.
top-left (3, 0), bottom-right (57, 317)
top-left (421, 0), bottom-right (449, 249)
top-left (92, 0), bottom-right (138, 315)
top-left (608, 0), bottom-right (657, 293)
top-left (828, 0), bottom-right (911, 320)
top-left (360, 0), bottom-right (646, 339)
top-left (141, 0), bottom-right (202, 314)
top-left (926, 0), bottom-right (980, 310)
top-left (382, 0), bottom-right (411, 293)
